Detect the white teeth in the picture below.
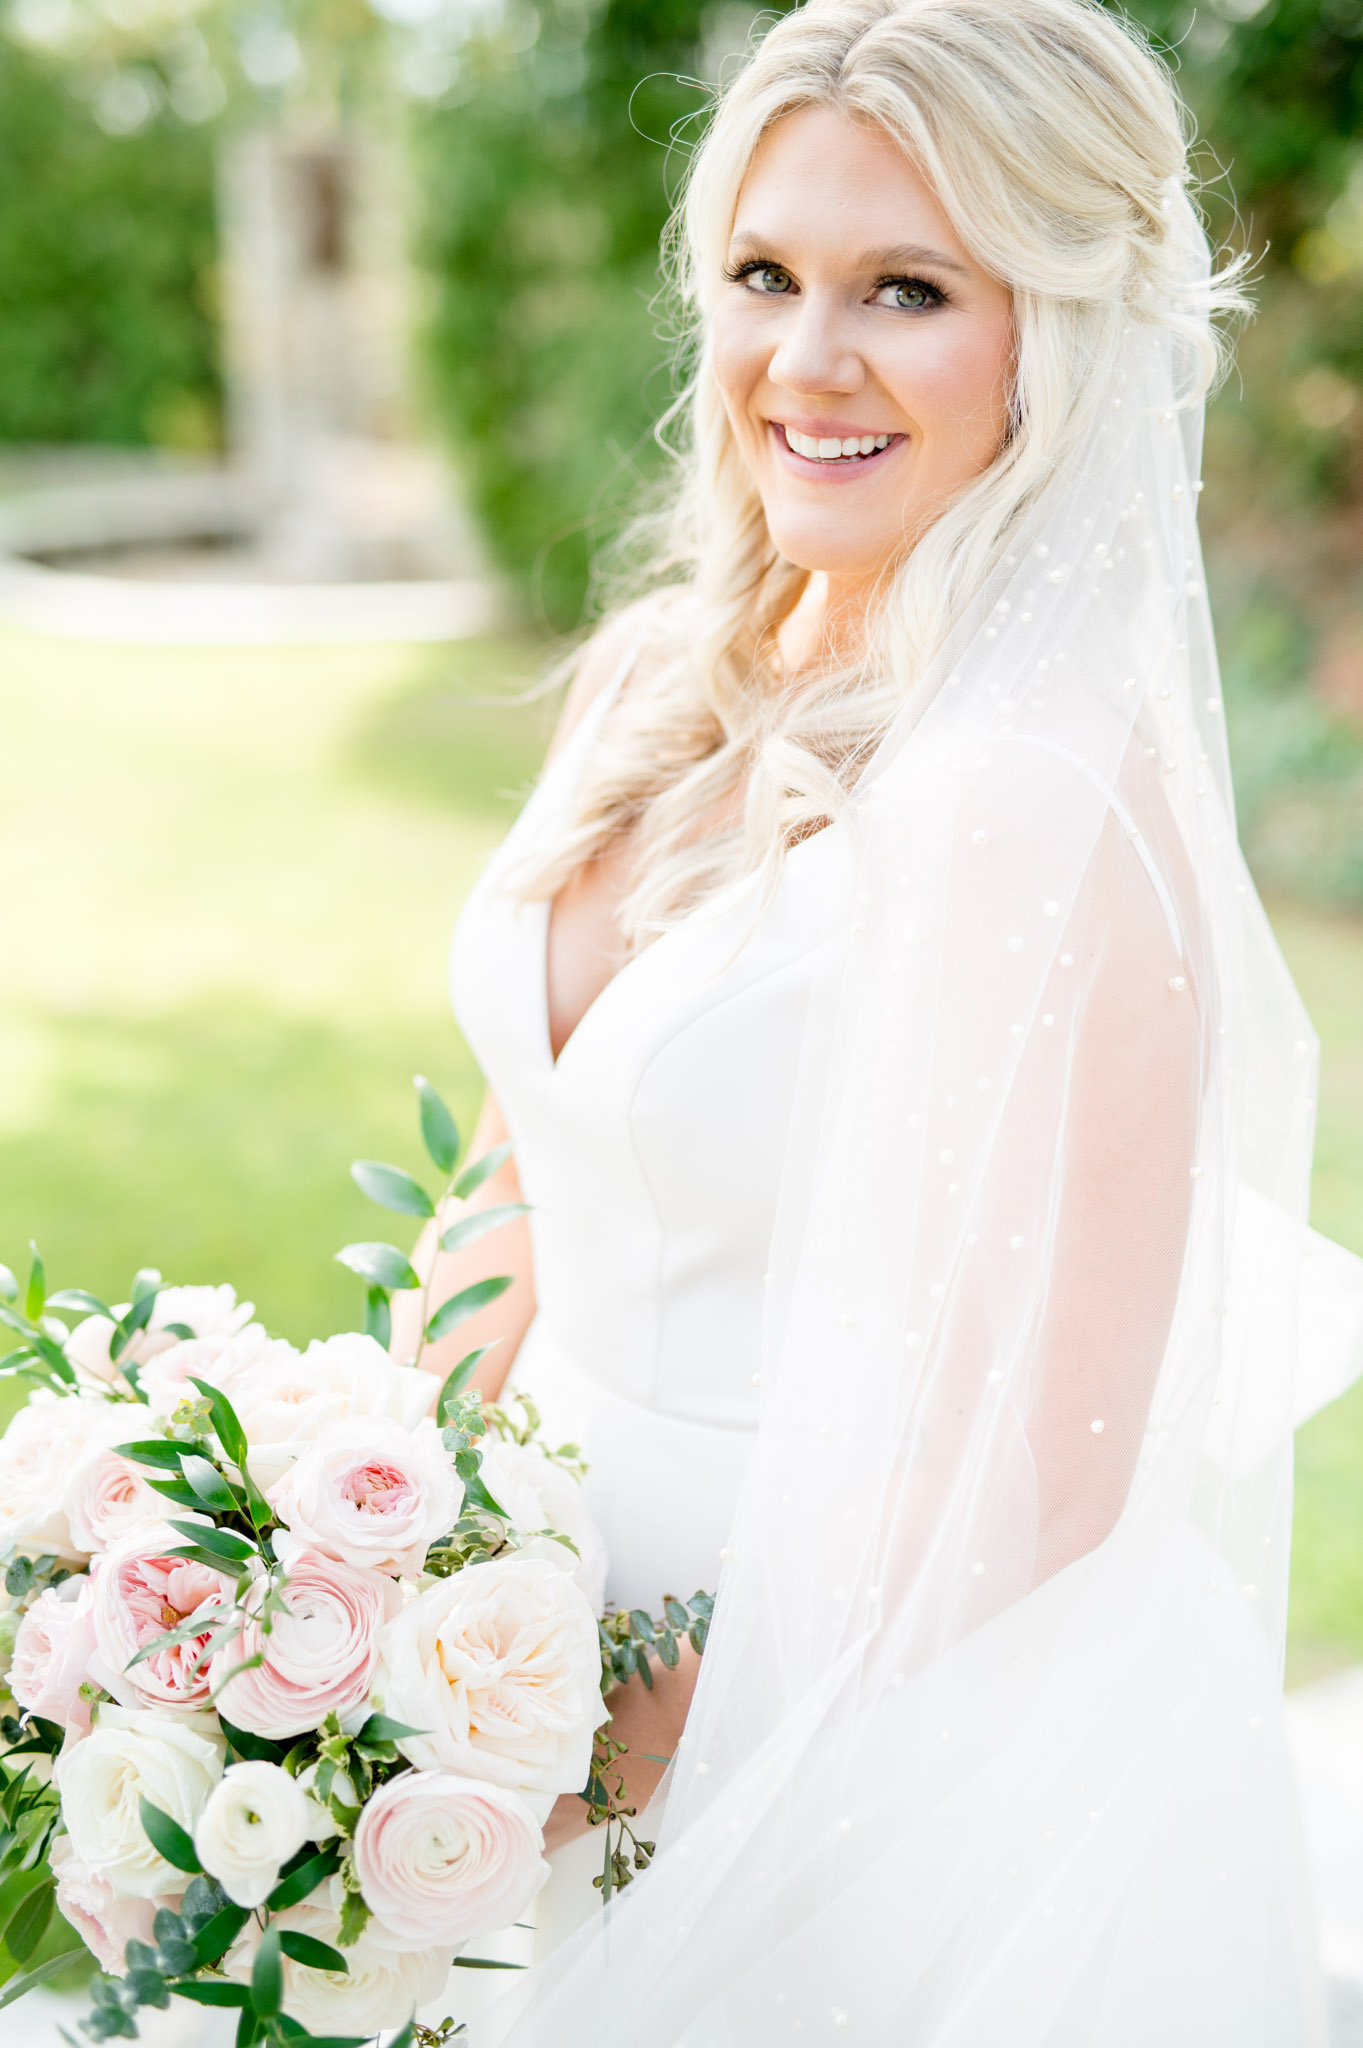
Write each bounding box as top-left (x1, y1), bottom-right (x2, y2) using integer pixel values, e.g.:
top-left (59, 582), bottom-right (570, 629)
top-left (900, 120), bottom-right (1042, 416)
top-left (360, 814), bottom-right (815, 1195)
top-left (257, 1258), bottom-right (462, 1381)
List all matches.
top-left (781, 425), bottom-right (896, 461)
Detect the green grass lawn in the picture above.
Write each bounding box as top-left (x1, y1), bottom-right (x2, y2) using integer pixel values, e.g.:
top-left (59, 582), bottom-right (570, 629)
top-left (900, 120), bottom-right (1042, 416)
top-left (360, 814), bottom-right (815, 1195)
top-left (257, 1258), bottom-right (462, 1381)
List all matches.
top-left (0, 625), bottom-right (1360, 1682)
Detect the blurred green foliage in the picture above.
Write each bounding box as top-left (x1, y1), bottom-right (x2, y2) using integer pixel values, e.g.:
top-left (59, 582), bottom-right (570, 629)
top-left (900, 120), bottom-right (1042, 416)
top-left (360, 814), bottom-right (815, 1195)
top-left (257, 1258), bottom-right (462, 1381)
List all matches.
top-left (0, 39), bottom-right (221, 449)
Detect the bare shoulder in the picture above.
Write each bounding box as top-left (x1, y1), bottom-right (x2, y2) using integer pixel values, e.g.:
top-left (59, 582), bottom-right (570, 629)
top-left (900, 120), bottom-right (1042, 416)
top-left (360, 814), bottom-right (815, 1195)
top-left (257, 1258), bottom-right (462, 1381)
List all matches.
top-left (545, 590), bottom-right (689, 763)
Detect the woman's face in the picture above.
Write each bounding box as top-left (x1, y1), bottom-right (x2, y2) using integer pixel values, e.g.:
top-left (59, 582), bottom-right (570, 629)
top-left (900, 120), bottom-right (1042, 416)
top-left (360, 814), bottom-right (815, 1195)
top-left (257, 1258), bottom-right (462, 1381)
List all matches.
top-left (711, 106), bottom-right (1015, 591)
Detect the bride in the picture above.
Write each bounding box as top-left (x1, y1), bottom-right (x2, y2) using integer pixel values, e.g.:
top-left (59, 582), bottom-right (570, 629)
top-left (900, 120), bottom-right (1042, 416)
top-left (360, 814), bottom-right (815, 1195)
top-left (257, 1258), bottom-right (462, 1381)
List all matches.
top-left (396, 0), bottom-right (1363, 2039)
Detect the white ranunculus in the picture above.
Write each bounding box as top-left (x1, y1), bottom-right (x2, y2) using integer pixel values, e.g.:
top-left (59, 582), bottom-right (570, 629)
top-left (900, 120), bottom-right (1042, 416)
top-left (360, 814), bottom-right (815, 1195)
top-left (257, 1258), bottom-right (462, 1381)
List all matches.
top-left (229, 1334), bottom-right (441, 1493)
top-left (54, 1705), bottom-right (224, 1898)
top-left (478, 1439), bottom-right (609, 1615)
top-left (379, 1553), bottom-right (608, 1798)
top-left (353, 1768), bottom-right (548, 1950)
top-left (223, 1876), bottom-right (451, 2033)
top-left (193, 1760), bottom-right (313, 1908)
top-left (268, 1415), bottom-right (460, 1579)
top-left (0, 1394), bottom-right (142, 1561)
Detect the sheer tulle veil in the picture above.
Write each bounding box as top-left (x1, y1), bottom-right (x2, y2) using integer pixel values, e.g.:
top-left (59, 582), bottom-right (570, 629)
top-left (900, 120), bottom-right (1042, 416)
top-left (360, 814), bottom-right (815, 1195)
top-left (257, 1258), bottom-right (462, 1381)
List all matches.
top-left (485, 4), bottom-right (1363, 2041)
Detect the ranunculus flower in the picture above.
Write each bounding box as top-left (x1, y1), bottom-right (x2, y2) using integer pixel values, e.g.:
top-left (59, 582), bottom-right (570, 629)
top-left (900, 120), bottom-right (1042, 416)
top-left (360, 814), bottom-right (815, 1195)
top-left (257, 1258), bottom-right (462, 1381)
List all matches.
top-left (193, 1760), bottom-right (313, 1908)
top-left (209, 1547), bottom-right (401, 1740)
top-left (231, 1335), bottom-right (442, 1492)
top-left (478, 1439), bottom-right (608, 1615)
top-left (380, 1554), bottom-right (607, 1798)
top-left (353, 1769), bottom-right (548, 1950)
top-left (10, 1575), bottom-right (97, 1734)
top-left (55, 1705), bottom-right (223, 1898)
top-left (65, 1442), bottom-right (164, 1557)
top-left (224, 1876), bottom-right (451, 2033)
top-left (267, 1416), bottom-right (460, 1579)
top-left (49, 1834), bottom-right (170, 1975)
top-left (0, 1394), bottom-right (141, 1561)
top-left (90, 1523), bottom-right (236, 1715)
top-left (67, 1286), bottom-right (256, 1394)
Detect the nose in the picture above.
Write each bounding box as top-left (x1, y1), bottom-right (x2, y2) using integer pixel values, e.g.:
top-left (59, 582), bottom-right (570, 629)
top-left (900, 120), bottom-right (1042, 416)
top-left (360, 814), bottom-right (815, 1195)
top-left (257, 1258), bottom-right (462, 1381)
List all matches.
top-left (767, 296), bottom-right (865, 399)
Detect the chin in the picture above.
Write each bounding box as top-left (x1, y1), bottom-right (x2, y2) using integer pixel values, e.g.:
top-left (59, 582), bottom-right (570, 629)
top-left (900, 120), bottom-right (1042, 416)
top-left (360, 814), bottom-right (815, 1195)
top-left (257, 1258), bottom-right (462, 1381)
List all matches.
top-left (763, 515), bottom-right (889, 582)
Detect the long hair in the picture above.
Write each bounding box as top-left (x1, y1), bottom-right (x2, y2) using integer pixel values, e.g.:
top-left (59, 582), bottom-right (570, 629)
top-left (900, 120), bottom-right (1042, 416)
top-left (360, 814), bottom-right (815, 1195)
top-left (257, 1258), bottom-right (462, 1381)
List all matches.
top-left (513, 0), bottom-right (1246, 943)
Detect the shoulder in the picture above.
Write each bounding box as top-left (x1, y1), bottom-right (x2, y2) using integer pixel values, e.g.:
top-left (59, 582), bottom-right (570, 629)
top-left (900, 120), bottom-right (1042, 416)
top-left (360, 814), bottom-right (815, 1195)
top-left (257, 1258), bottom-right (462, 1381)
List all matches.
top-left (545, 589), bottom-right (692, 764)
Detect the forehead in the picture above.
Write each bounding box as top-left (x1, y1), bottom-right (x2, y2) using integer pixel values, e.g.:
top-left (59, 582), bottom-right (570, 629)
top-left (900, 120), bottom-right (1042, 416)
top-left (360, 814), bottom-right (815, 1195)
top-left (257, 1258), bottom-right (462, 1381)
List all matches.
top-left (730, 105), bottom-right (966, 265)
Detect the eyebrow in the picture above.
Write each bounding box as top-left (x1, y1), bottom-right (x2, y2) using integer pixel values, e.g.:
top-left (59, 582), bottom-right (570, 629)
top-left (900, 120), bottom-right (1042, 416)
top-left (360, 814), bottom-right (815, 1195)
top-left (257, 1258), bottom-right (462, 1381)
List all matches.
top-left (727, 233), bottom-right (971, 278)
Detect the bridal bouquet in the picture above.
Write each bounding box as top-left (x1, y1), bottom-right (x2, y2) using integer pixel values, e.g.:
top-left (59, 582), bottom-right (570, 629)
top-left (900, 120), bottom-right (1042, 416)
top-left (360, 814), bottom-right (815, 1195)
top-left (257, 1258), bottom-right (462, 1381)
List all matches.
top-left (0, 1077), bottom-right (711, 2045)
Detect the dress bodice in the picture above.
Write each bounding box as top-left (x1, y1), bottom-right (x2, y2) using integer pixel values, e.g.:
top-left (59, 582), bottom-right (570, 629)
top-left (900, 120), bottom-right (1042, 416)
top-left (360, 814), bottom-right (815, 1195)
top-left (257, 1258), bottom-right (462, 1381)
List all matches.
top-left (449, 672), bottom-right (854, 1604)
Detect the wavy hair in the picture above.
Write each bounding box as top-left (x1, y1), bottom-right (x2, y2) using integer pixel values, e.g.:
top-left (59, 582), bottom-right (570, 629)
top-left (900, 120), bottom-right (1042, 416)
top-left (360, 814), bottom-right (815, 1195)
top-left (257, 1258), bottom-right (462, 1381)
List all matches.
top-left (512, 0), bottom-right (1247, 942)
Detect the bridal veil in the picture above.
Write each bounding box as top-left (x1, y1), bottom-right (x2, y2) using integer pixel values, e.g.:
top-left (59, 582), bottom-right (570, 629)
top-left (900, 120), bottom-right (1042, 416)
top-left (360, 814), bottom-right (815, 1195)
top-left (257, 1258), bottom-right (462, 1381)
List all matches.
top-left (486, 2), bottom-right (1363, 2039)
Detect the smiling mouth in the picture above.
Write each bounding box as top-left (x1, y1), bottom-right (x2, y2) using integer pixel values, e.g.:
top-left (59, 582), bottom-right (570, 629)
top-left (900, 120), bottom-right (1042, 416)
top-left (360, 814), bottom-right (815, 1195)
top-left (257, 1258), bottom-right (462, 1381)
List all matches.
top-left (772, 422), bottom-right (904, 467)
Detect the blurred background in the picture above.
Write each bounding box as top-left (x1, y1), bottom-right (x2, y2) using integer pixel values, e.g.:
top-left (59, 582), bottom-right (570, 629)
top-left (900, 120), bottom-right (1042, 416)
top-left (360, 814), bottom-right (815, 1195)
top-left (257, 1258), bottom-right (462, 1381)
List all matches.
top-left (1, 0), bottom-right (1363, 2021)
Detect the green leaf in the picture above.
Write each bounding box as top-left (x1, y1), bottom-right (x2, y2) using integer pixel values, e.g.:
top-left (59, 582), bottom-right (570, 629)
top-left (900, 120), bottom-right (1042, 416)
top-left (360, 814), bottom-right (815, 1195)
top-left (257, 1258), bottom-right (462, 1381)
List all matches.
top-left (191, 1902), bottom-right (249, 1967)
top-left (334, 1242), bottom-right (419, 1292)
top-left (451, 1955), bottom-right (527, 1969)
top-left (278, 1930), bottom-right (348, 1973)
top-left (425, 1275), bottom-right (513, 1345)
top-left (355, 1712), bottom-right (425, 1745)
top-left (438, 1202), bottom-right (530, 1256)
top-left (629, 1609), bottom-right (657, 1642)
top-left (44, 1288), bottom-right (111, 1316)
top-left (0, 1866), bottom-right (49, 1952)
top-left (145, 1475), bottom-right (209, 1512)
top-left (452, 1140), bottom-right (512, 1202)
top-left (173, 1980), bottom-right (251, 2006)
top-left (116, 1438), bottom-right (197, 1472)
top-left (235, 2006), bottom-right (264, 2048)
top-left (0, 1302), bottom-right (34, 1340)
top-left (23, 1245), bottom-right (45, 1324)
top-left (265, 1846), bottom-right (340, 1911)
top-left (3, 1877), bottom-right (53, 1963)
top-left (0, 1264), bottom-right (16, 1305)
top-left (186, 1378), bottom-right (250, 1470)
top-left (363, 1287), bottom-right (391, 1350)
top-left (0, 1939), bottom-right (87, 2008)
top-left (336, 1887), bottom-right (371, 1948)
top-left (437, 1345), bottom-right (495, 1417)
top-left (179, 1455), bottom-right (238, 1515)
top-left (350, 1161), bottom-right (435, 1219)
top-left (251, 1924), bottom-right (282, 2017)
top-left (111, 1284), bottom-right (160, 1362)
top-left (217, 1714), bottom-right (286, 1765)
top-left (139, 1797), bottom-right (201, 1875)
top-left (415, 1074), bottom-right (460, 1175)
top-left (166, 1519), bottom-right (255, 1565)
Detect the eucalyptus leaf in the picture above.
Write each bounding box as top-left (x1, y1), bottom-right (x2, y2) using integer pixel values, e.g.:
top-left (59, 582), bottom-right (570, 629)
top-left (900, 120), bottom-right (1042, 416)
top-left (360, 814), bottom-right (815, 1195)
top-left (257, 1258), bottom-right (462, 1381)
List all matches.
top-left (415, 1074), bottom-right (460, 1175)
top-left (451, 1141), bottom-right (513, 1203)
top-left (350, 1161), bottom-right (435, 1219)
top-left (334, 1242), bottom-right (419, 1292)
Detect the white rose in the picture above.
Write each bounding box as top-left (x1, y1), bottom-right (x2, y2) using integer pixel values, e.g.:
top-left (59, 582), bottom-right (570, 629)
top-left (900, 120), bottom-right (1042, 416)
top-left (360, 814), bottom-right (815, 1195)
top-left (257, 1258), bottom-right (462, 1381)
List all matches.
top-left (193, 1760), bottom-right (313, 1908)
top-left (231, 1334), bottom-right (441, 1492)
top-left (66, 1286), bottom-right (255, 1394)
top-left (65, 1442), bottom-right (164, 1556)
top-left (268, 1416), bottom-right (461, 1579)
top-left (0, 1394), bottom-right (142, 1561)
top-left (478, 1439), bottom-right (608, 1615)
top-left (224, 1877), bottom-right (450, 2033)
top-left (139, 1326), bottom-right (293, 1420)
top-left (380, 1554), bottom-right (608, 1798)
top-left (353, 1769), bottom-right (548, 1950)
top-left (54, 1705), bottom-right (224, 1898)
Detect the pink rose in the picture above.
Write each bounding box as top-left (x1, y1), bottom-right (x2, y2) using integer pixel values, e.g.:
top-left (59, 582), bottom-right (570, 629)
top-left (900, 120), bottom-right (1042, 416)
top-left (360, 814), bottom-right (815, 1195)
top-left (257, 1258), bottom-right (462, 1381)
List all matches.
top-left (11, 1577), bottom-right (97, 1734)
top-left (90, 1523), bottom-right (236, 1714)
top-left (353, 1769), bottom-right (548, 1950)
top-left (66, 1443), bottom-right (163, 1557)
top-left (209, 1547), bottom-right (400, 1740)
top-left (49, 1835), bottom-right (168, 1975)
top-left (267, 1417), bottom-right (460, 1579)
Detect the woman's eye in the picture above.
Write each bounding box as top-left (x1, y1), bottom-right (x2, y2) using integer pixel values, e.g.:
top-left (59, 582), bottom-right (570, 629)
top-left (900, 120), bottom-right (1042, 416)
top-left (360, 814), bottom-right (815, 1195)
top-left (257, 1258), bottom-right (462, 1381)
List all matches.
top-left (875, 278), bottom-right (940, 311)
top-left (747, 265), bottom-right (794, 295)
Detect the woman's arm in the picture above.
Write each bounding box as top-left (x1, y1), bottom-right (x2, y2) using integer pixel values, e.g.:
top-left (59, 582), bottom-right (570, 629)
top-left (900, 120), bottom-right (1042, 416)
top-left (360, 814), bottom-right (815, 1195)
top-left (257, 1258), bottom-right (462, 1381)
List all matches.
top-left (543, 1643), bottom-right (702, 1853)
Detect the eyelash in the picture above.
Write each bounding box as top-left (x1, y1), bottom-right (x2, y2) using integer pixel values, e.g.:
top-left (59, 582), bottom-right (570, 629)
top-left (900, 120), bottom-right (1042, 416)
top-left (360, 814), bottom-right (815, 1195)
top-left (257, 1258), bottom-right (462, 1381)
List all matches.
top-left (722, 258), bottom-right (949, 311)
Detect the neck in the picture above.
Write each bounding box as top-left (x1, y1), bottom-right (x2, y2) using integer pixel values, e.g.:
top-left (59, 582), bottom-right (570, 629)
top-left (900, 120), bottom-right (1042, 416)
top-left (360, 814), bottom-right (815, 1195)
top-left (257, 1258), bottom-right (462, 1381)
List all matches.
top-left (774, 570), bottom-right (878, 676)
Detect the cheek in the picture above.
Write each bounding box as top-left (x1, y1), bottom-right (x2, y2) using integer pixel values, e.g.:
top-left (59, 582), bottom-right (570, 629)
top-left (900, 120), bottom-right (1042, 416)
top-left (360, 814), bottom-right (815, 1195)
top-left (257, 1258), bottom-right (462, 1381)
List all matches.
top-left (709, 311), bottom-right (765, 426)
top-left (889, 323), bottom-right (1013, 468)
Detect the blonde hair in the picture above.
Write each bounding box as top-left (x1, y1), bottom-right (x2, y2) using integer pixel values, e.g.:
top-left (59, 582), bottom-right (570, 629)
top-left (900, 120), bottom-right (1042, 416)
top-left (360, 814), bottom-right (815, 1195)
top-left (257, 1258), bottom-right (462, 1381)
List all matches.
top-left (515, 0), bottom-right (1245, 942)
